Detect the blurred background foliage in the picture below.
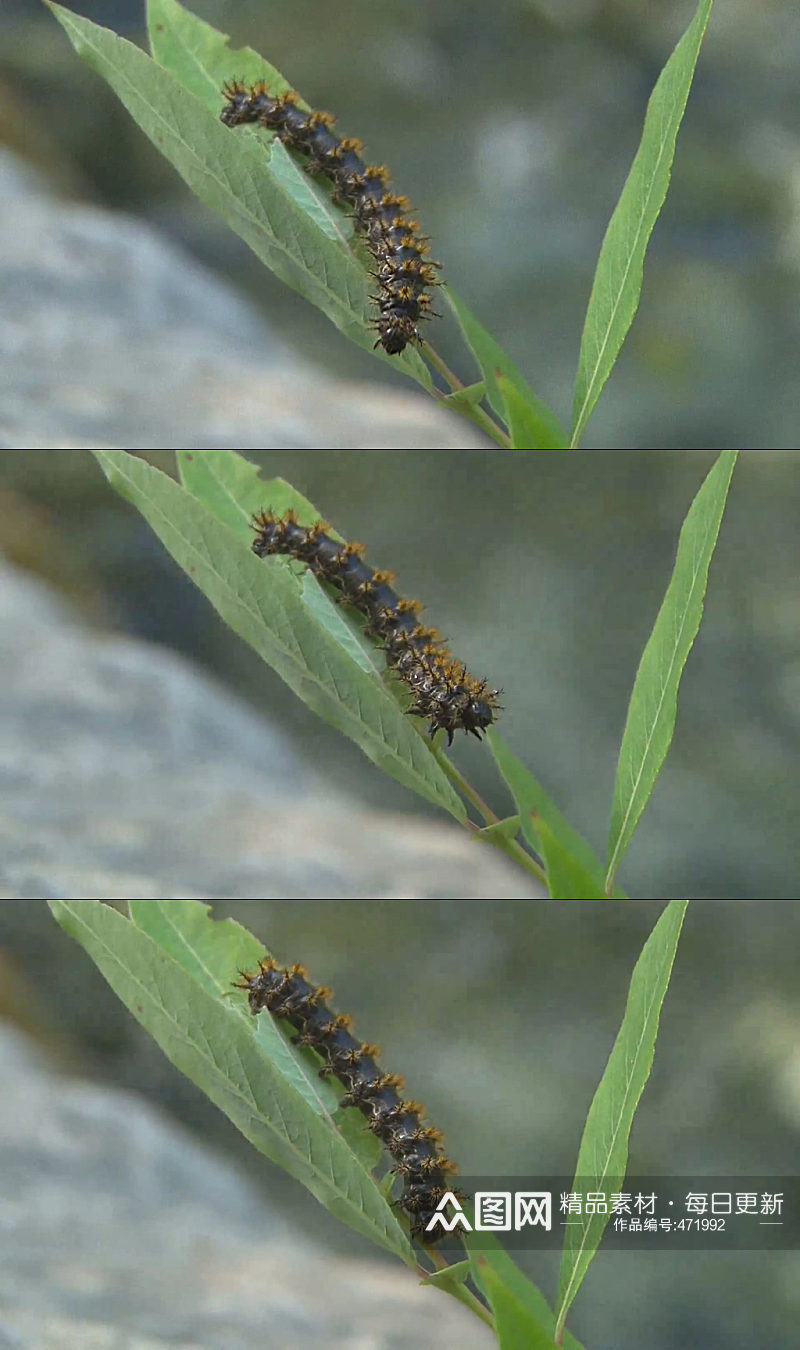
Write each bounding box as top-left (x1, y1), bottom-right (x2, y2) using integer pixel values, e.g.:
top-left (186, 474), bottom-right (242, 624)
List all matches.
top-left (1, 0), bottom-right (799, 447)
top-left (2, 898), bottom-right (799, 1350)
top-left (1, 448), bottom-right (798, 899)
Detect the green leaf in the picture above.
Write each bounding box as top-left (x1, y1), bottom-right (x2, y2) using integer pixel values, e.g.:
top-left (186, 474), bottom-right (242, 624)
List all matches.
top-left (496, 373), bottom-right (560, 452)
top-left (606, 450), bottom-right (737, 890)
top-left (127, 899), bottom-right (344, 1117)
top-left (146, 0), bottom-right (341, 238)
top-left (440, 381), bottom-right (488, 410)
top-left (421, 1260), bottom-right (472, 1289)
top-left (127, 900), bottom-right (380, 1162)
top-left (554, 900), bottom-right (688, 1339)
top-left (177, 453), bottom-right (337, 545)
top-left (475, 814), bottom-right (522, 846)
top-left (476, 1260), bottom-right (557, 1350)
top-left (91, 450), bottom-right (466, 821)
top-left (177, 452), bottom-right (339, 548)
top-left (47, 1), bottom-right (430, 384)
top-left (467, 1236), bottom-right (585, 1350)
top-left (176, 448), bottom-right (278, 536)
top-left (536, 819), bottom-right (607, 900)
top-left (488, 730), bottom-right (627, 898)
top-left (570, 0), bottom-right (714, 446)
top-left (147, 0), bottom-right (282, 109)
top-left (178, 453), bottom-right (377, 672)
top-left (127, 897), bottom-right (263, 996)
top-left (49, 899), bottom-right (410, 1260)
top-left (178, 452), bottom-right (379, 672)
top-left (445, 289), bottom-right (568, 448)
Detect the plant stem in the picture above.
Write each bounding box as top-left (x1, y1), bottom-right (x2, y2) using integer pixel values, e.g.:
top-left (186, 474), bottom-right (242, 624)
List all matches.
top-left (422, 1251), bottom-right (496, 1330)
top-left (433, 745), bottom-right (548, 886)
top-left (423, 343), bottom-right (513, 448)
top-left (433, 743), bottom-right (498, 825)
top-left (422, 341), bottom-right (466, 392)
top-left (445, 1280), bottom-right (496, 1329)
top-left (502, 835), bottom-right (547, 885)
top-left (440, 388), bottom-right (513, 448)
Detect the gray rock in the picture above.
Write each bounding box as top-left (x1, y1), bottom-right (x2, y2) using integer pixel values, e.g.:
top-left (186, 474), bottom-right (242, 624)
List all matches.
top-left (0, 150), bottom-right (484, 450)
top-left (0, 558), bottom-right (540, 899)
top-left (0, 1022), bottom-right (493, 1350)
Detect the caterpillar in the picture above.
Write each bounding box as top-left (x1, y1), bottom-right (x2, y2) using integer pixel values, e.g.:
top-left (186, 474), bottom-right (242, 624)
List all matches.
top-left (251, 509), bottom-right (501, 745)
top-left (235, 958), bottom-right (462, 1244)
top-left (220, 80), bottom-right (439, 356)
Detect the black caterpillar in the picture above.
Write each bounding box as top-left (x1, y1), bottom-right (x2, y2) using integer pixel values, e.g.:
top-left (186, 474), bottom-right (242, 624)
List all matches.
top-left (236, 958), bottom-right (461, 1244)
top-left (220, 80), bottom-right (439, 355)
top-left (251, 509), bottom-right (501, 744)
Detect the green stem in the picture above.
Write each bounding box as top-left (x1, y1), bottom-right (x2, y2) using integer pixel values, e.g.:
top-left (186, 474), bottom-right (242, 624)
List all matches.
top-left (440, 388), bottom-right (513, 448)
top-left (423, 343), bottom-right (512, 448)
top-left (443, 1279), bottom-right (496, 1329)
top-left (502, 836), bottom-right (547, 886)
top-left (432, 744), bottom-right (548, 887)
top-left (432, 743), bottom-right (498, 825)
top-left (422, 1251), bottom-right (496, 1330)
top-left (421, 341), bottom-right (466, 392)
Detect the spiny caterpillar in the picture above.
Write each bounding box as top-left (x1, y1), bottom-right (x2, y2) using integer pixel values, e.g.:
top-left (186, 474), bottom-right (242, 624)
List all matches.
top-left (220, 80), bottom-right (439, 355)
top-left (251, 509), bottom-right (501, 744)
top-left (235, 957), bottom-right (462, 1244)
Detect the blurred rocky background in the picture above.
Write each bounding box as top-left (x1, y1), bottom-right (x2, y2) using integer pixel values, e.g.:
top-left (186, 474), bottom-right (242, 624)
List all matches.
top-left (1, 539), bottom-right (538, 899)
top-left (1, 898), bottom-right (799, 1350)
top-left (1, 0), bottom-right (799, 447)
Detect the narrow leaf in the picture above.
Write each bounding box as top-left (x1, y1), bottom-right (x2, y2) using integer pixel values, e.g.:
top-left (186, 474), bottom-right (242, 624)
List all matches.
top-left (422, 1261), bottom-right (472, 1288)
top-left (178, 453), bottom-right (377, 671)
top-left (148, 0), bottom-right (283, 109)
top-left (127, 897), bottom-right (262, 997)
top-left (445, 289), bottom-right (567, 448)
top-left (176, 448), bottom-right (278, 535)
top-left (536, 819), bottom-right (607, 900)
top-left (477, 1259), bottom-right (558, 1350)
top-left (440, 381), bottom-right (488, 410)
top-left (467, 1236), bottom-right (586, 1350)
top-left (488, 730), bottom-right (627, 898)
top-left (49, 899), bottom-right (410, 1259)
top-left (127, 899), bottom-right (381, 1160)
top-left (570, 0), bottom-right (714, 445)
top-left (147, 0), bottom-right (345, 241)
top-left (475, 814), bottom-right (522, 846)
top-left (92, 450), bottom-right (466, 821)
top-left (554, 900), bottom-right (688, 1338)
top-left (47, 1), bottom-right (429, 382)
top-left (606, 450), bottom-right (737, 890)
top-left (497, 373), bottom-right (562, 452)
top-left (177, 454), bottom-right (335, 547)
